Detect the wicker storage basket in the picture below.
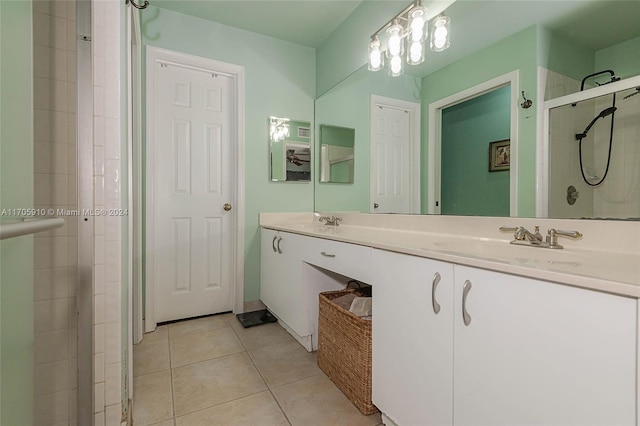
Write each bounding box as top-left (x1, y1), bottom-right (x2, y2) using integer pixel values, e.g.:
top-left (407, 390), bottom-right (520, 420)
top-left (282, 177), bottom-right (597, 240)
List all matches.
top-left (317, 289), bottom-right (378, 415)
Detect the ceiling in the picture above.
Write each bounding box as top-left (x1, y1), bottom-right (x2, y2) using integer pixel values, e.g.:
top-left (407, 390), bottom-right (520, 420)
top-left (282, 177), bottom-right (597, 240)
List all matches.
top-left (151, 0), bottom-right (365, 48)
top-left (150, 0), bottom-right (640, 79)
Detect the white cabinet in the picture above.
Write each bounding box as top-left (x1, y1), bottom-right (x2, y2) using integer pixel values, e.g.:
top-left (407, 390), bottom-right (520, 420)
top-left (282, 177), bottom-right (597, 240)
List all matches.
top-left (371, 250), bottom-right (454, 426)
top-left (260, 229), bottom-right (307, 337)
top-left (372, 249), bottom-right (637, 426)
top-left (453, 265), bottom-right (636, 426)
top-left (260, 229), bottom-right (366, 350)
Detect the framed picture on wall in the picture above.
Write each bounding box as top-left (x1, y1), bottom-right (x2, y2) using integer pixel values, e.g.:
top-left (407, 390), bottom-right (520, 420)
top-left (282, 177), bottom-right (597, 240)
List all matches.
top-left (489, 139), bottom-right (510, 172)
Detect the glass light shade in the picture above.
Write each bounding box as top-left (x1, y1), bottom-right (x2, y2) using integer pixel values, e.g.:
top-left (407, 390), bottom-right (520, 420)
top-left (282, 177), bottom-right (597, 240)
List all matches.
top-left (388, 54), bottom-right (404, 77)
top-left (386, 23), bottom-right (404, 58)
top-left (409, 6), bottom-right (428, 42)
top-left (368, 37), bottom-right (384, 71)
top-left (407, 40), bottom-right (425, 65)
top-left (430, 15), bottom-right (450, 52)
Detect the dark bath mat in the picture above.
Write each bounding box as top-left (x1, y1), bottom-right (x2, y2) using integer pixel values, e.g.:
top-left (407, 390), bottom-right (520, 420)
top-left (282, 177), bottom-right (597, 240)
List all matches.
top-left (236, 309), bottom-right (278, 328)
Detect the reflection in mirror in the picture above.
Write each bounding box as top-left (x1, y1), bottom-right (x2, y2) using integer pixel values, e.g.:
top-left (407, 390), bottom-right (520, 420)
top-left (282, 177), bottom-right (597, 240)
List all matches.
top-left (547, 79), bottom-right (640, 219)
top-left (319, 125), bottom-right (355, 183)
top-left (314, 0), bottom-right (640, 219)
top-left (269, 116), bottom-right (311, 182)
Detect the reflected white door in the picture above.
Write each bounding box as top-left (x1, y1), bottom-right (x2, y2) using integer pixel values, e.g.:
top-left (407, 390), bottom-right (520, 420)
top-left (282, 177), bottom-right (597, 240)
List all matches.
top-left (370, 97), bottom-right (420, 213)
top-left (153, 62), bottom-right (234, 322)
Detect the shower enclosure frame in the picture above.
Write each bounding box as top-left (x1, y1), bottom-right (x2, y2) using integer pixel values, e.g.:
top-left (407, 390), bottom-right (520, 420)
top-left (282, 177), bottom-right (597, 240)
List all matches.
top-left (77, 0), bottom-right (94, 423)
top-left (537, 73), bottom-right (640, 218)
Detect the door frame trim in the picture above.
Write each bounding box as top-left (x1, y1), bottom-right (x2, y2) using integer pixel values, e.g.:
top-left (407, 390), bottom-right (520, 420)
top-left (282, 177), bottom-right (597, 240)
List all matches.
top-left (145, 46), bottom-right (245, 332)
top-left (427, 70), bottom-right (519, 215)
top-left (369, 95), bottom-right (421, 214)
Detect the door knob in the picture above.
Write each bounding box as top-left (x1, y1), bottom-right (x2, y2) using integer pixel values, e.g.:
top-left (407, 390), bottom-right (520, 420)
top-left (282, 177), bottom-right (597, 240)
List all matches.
top-left (374, 203), bottom-right (379, 209)
top-left (223, 203), bottom-right (232, 211)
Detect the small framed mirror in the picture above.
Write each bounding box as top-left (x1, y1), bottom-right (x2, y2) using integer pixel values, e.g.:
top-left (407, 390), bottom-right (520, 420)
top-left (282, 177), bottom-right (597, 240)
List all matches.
top-left (319, 124), bottom-right (355, 183)
top-left (269, 116), bottom-right (311, 182)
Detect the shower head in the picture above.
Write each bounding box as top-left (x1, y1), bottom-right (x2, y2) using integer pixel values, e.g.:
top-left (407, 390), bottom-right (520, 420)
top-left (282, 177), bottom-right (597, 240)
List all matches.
top-left (575, 106), bottom-right (617, 140)
top-left (624, 87), bottom-right (640, 100)
top-left (598, 106), bottom-right (617, 118)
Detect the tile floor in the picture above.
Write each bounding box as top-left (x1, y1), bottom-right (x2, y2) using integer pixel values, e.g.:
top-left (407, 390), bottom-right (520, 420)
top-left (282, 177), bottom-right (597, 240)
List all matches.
top-left (133, 313), bottom-right (382, 426)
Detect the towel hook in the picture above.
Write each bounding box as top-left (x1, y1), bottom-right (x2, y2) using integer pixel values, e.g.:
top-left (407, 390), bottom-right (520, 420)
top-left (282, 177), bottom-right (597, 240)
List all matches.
top-left (520, 91), bottom-right (533, 109)
top-left (126, 0), bottom-right (149, 10)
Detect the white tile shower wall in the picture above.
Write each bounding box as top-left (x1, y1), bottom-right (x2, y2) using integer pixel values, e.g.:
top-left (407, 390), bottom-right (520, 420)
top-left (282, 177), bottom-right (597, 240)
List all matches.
top-left (545, 68), bottom-right (595, 219)
top-left (93, 0), bottom-right (124, 424)
top-left (593, 88), bottom-right (640, 218)
top-left (546, 67), bottom-right (640, 219)
top-left (32, 1), bottom-right (78, 424)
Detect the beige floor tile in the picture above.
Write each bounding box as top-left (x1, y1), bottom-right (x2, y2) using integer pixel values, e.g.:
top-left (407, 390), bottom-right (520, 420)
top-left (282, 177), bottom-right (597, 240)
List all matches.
top-left (134, 338), bottom-right (170, 377)
top-left (172, 352), bottom-right (267, 417)
top-left (249, 340), bottom-right (322, 388)
top-left (168, 315), bottom-right (230, 338)
top-left (230, 321), bottom-right (293, 351)
top-left (175, 391), bottom-right (289, 426)
top-left (142, 324), bottom-right (169, 343)
top-left (271, 374), bottom-right (381, 426)
top-left (149, 421), bottom-right (174, 426)
top-left (170, 327), bottom-right (244, 368)
top-left (133, 370), bottom-right (173, 426)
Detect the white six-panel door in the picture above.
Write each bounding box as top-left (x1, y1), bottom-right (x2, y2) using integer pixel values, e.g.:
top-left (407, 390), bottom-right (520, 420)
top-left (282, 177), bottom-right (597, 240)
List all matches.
top-left (153, 61), bottom-right (235, 323)
top-left (370, 96), bottom-right (420, 214)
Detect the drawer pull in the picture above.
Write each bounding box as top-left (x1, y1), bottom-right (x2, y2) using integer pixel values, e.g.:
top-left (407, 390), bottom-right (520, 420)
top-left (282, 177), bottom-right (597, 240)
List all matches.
top-left (432, 272), bottom-right (441, 315)
top-left (320, 251), bottom-right (336, 258)
top-left (272, 235), bottom-right (278, 253)
top-left (277, 237), bottom-right (283, 254)
top-left (462, 280), bottom-right (472, 326)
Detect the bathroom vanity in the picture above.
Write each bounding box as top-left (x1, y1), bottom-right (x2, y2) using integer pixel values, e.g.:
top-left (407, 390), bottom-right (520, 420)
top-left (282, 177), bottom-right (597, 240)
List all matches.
top-left (260, 212), bottom-right (640, 426)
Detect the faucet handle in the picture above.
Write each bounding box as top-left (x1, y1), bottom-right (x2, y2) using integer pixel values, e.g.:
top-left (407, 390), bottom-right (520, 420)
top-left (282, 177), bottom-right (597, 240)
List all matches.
top-left (499, 226), bottom-right (517, 233)
top-left (546, 228), bottom-right (583, 248)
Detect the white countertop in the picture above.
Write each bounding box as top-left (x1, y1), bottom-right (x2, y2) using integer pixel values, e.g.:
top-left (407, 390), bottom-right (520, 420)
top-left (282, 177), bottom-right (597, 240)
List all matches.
top-left (260, 212), bottom-right (640, 298)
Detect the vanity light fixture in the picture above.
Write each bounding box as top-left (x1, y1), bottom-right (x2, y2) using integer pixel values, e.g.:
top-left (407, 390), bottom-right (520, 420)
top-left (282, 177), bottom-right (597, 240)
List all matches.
top-left (368, 0), bottom-right (451, 76)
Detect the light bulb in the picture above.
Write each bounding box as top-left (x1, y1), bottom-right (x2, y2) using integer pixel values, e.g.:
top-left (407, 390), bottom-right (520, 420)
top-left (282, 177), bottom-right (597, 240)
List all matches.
top-left (368, 36), bottom-right (384, 71)
top-left (389, 55), bottom-right (403, 77)
top-left (386, 23), bottom-right (404, 57)
top-left (409, 41), bottom-right (424, 64)
top-left (430, 15), bottom-right (450, 52)
top-left (409, 6), bottom-right (427, 42)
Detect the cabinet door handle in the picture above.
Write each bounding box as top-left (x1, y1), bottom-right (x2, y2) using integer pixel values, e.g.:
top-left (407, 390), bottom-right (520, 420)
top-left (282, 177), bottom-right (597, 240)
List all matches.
top-left (462, 280), bottom-right (472, 326)
top-left (320, 251), bottom-right (336, 258)
top-left (277, 237), bottom-right (283, 254)
top-left (432, 272), bottom-right (441, 314)
top-left (272, 235), bottom-right (278, 253)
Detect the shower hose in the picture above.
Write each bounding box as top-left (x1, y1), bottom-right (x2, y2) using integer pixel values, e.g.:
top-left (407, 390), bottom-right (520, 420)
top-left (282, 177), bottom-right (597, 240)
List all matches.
top-left (577, 93), bottom-right (616, 187)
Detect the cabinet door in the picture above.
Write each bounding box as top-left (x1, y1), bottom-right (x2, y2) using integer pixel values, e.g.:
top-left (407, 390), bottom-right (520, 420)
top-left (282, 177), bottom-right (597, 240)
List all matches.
top-left (372, 249), bottom-right (455, 426)
top-left (260, 230), bottom-right (305, 334)
top-left (453, 265), bottom-right (636, 426)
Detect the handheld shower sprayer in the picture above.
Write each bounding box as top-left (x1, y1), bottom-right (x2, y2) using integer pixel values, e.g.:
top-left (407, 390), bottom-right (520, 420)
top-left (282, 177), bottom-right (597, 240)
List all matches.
top-left (575, 106), bottom-right (617, 140)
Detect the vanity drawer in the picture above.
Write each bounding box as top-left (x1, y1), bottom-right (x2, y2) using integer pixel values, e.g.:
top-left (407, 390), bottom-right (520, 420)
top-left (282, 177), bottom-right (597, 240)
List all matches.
top-left (304, 237), bottom-right (373, 283)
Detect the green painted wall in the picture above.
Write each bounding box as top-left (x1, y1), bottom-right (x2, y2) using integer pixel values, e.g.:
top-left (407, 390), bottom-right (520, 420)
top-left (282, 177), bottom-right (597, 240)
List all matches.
top-left (0, 1), bottom-right (34, 424)
top-left (320, 125), bottom-right (355, 149)
top-left (421, 25), bottom-right (538, 217)
top-left (142, 7), bottom-right (316, 301)
top-left (314, 65), bottom-right (420, 212)
top-left (537, 26), bottom-right (595, 82)
top-left (595, 35), bottom-right (640, 80)
top-left (441, 85), bottom-right (510, 216)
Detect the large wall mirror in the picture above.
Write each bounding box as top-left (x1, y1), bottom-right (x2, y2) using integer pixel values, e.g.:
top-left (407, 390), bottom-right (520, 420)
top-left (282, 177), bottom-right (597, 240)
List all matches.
top-left (313, 0), bottom-right (640, 219)
top-left (269, 116), bottom-right (311, 182)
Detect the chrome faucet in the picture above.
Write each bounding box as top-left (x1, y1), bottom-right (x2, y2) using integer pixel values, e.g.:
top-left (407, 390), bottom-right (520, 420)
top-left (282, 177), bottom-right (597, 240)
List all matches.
top-left (500, 226), bottom-right (582, 249)
top-left (500, 226), bottom-right (543, 243)
top-left (319, 215), bottom-right (342, 226)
